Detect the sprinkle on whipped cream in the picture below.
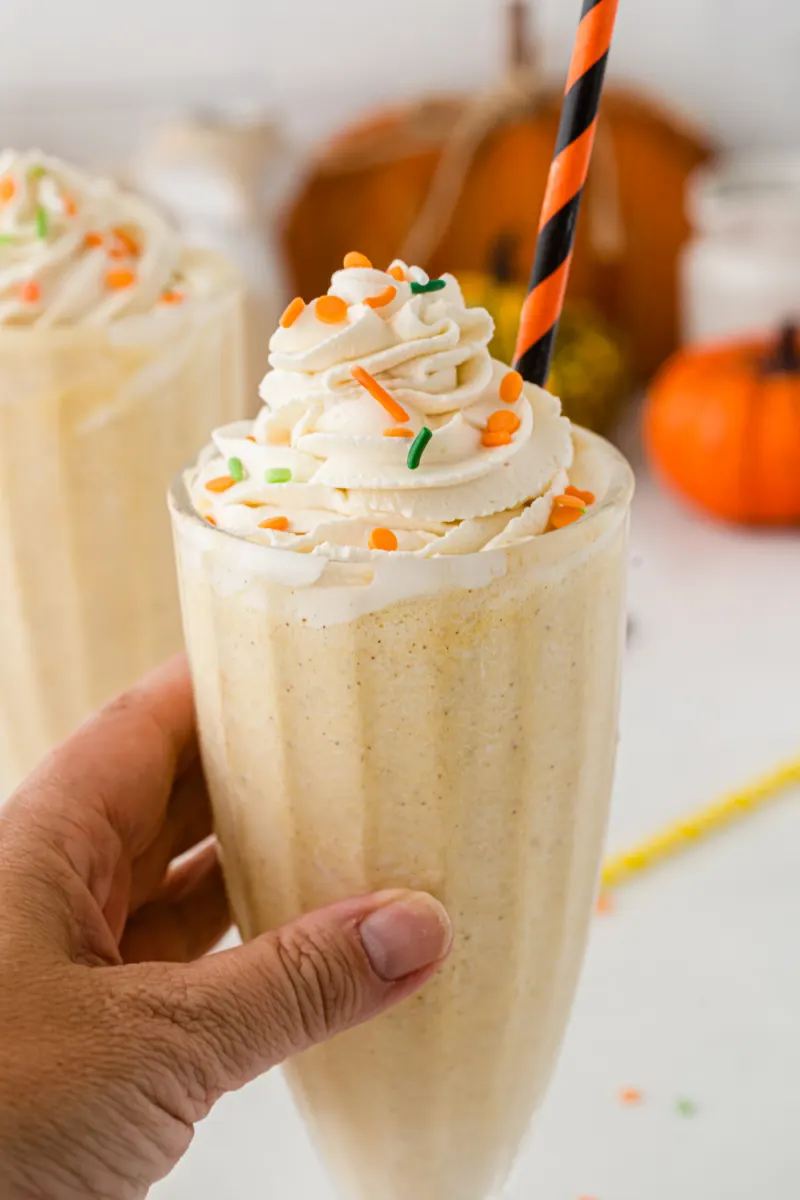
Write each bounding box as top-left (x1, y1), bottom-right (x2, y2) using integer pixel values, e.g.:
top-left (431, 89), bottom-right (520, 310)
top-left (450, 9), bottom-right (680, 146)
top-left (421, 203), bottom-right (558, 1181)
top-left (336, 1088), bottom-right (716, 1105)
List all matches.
top-left (190, 254), bottom-right (585, 559)
top-left (0, 149), bottom-right (201, 326)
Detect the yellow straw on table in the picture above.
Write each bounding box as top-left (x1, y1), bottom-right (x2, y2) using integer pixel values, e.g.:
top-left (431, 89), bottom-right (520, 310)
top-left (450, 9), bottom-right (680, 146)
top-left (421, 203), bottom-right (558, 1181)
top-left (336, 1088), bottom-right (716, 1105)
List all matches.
top-left (601, 756), bottom-right (800, 891)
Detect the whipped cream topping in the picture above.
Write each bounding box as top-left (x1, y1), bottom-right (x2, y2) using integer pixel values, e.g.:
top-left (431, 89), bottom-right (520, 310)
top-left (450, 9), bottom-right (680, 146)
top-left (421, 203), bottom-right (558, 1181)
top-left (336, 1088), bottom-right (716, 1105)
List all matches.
top-left (190, 259), bottom-right (575, 558)
top-left (0, 149), bottom-right (199, 326)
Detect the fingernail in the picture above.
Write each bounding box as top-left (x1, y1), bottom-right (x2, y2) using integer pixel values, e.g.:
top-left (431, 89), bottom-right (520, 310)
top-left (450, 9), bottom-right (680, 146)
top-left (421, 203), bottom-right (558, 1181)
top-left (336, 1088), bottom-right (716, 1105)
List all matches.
top-left (359, 892), bottom-right (452, 982)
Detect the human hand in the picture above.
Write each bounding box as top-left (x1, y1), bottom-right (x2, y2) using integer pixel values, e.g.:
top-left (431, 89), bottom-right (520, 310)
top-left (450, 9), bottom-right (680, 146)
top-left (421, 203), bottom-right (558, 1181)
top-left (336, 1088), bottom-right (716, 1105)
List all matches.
top-left (0, 657), bottom-right (452, 1200)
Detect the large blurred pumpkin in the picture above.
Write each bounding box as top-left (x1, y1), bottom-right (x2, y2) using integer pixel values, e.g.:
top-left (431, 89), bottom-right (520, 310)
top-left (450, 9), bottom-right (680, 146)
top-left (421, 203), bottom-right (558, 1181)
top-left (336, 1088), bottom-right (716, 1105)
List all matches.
top-left (284, 2), bottom-right (712, 379)
top-left (644, 324), bottom-right (800, 523)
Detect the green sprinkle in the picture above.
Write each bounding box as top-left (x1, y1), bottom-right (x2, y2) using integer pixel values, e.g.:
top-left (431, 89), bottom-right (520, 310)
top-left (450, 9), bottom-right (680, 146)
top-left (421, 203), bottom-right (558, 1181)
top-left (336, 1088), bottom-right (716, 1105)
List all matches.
top-left (35, 205), bottom-right (48, 239)
top-left (407, 426), bottom-right (433, 470)
top-left (410, 278), bottom-right (446, 295)
top-left (265, 467), bottom-right (292, 484)
top-left (29, 165), bottom-right (46, 180)
top-left (228, 456), bottom-right (245, 482)
top-left (0, 234), bottom-right (16, 245)
top-left (676, 1098), bottom-right (697, 1118)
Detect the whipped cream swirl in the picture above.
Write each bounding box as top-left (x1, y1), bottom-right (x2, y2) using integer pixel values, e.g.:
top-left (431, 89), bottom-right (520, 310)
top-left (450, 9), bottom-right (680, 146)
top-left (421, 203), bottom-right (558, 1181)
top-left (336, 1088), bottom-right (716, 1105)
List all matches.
top-left (0, 149), bottom-right (197, 326)
top-left (191, 260), bottom-right (575, 557)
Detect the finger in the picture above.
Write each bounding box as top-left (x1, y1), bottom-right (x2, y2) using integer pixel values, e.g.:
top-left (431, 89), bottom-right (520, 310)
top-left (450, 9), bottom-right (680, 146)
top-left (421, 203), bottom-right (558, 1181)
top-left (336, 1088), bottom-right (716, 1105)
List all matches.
top-left (120, 841), bottom-right (230, 965)
top-left (5, 655), bottom-right (198, 906)
top-left (136, 891), bottom-right (452, 1099)
top-left (127, 759), bottom-right (213, 914)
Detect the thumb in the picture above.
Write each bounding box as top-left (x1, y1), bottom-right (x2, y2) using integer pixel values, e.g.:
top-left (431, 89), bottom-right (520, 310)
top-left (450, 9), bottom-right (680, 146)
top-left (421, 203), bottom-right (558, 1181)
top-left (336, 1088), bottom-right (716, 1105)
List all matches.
top-left (147, 890), bottom-right (451, 1098)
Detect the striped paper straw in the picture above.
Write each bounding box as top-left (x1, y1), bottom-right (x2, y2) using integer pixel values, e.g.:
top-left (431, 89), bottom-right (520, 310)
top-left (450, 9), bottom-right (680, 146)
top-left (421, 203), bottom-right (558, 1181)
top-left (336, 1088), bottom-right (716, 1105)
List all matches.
top-left (514, 0), bottom-right (620, 386)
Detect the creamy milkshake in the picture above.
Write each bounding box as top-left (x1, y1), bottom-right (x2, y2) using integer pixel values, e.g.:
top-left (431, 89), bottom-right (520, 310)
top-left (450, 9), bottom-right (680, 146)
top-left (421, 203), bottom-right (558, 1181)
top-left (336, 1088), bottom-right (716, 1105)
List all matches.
top-left (0, 150), bottom-right (244, 788)
top-left (171, 256), bottom-right (633, 1199)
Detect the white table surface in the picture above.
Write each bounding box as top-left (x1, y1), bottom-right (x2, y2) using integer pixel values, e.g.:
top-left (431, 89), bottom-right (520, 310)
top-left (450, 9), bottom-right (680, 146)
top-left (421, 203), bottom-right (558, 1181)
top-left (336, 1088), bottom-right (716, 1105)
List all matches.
top-left (152, 446), bottom-right (800, 1200)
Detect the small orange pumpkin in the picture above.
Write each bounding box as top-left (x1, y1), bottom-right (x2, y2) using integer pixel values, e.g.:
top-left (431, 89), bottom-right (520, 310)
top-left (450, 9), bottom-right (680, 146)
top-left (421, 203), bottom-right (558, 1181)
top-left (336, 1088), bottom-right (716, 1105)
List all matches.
top-left (644, 325), bottom-right (800, 523)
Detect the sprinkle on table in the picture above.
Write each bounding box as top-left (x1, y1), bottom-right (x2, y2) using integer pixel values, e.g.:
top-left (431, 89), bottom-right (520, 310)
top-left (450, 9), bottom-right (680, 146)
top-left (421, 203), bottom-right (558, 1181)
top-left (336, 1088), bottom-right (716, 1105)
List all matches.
top-left (486, 409), bottom-right (521, 435)
top-left (106, 268), bottom-right (136, 291)
top-left (343, 251), bottom-right (372, 269)
top-left (19, 280), bottom-right (40, 305)
top-left (410, 278), bottom-right (446, 295)
top-left (676, 1097), bottom-right (697, 1118)
top-left (407, 426), bottom-right (433, 470)
top-left (369, 527), bottom-right (398, 552)
top-left (595, 892), bottom-right (613, 915)
top-left (351, 365), bottom-right (409, 423)
top-left (205, 475), bottom-right (235, 493)
top-left (265, 467), bottom-right (292, 483)
top-left (619, 1088), bottom-right (643, 1106)
top-left (228, 456), bottom-right (245, 482)
top-left (364, 285), bottom-right (397, 310)
top-left (0, 176), bottom-right (15, 203)
top-left (280, 296), bottom-right (305, 328)
top-left (383, 427), bottom-right (415, 438)
top-left (259, 516), bottom-right (289, 531)
top-left (35, 205), bottom-right (49, 239)
top-left (315, 294), bottom-right (349, 324)
top-left (566, 484), bottom-right (596, 506)
top-left (500, 369), bottom-right (524, 404)
top-left (387, 264), bottom-right (407, 282)
top-left (481, 429), bottom-right (512, 448)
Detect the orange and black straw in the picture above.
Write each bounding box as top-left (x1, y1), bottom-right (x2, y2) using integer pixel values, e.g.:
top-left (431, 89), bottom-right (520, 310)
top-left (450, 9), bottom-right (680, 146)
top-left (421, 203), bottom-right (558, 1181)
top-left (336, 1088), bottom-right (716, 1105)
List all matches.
top-left (514, 0), bottom-right (620, 387)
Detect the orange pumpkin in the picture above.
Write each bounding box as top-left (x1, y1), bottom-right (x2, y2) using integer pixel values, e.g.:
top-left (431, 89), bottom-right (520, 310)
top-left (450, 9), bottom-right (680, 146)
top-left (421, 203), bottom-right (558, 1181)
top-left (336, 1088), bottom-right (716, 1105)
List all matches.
top-left (644, 325), bottom-right (800, 523)
top-left (284, 3), bottom-right (712, 378)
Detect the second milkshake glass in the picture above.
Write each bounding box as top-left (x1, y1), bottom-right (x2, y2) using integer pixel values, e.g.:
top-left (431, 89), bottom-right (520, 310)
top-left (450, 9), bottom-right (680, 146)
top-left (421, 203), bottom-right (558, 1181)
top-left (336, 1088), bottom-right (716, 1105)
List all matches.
top-left (170, 427), bottom-right (633, 1200)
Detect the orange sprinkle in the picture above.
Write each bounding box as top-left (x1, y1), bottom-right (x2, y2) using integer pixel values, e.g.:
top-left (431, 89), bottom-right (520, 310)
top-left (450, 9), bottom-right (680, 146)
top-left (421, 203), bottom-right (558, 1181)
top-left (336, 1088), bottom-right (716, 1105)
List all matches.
top-left (481, 429), bottom-right (512, 448)
top-left (206, 515), bottom-right (217, 526)
top-left (246, 435), bottom-right (257, 442)
top-left (19, 280), bottom-right (40, 305)
top-left (596, 892), bottom-right (613, 915)
top-left (486, 409), bottom-right (521, 434)
top-left (315, 294), bottom-right (349, 324)
top-left (387, 265), bottom-right (407, 282)
top-left (84, 231), bottom-right (104, 248)
top-left (241, 500), bottom-right (266, 508)
top-left (259, 516), bottom-right (289, 532)
top-left (280, 296), bottom-right (305, 328)
top-left (499, 369), bottom-right (524, 404)
top-left (0, 176), bottom-right (15, 203)
top-left (160, 289), bottom-right (185, 305)
top-left (550, 506), bottom-right (582, 530)
top-left (566, 484), bottom-right (596, 506)
top-left (343, 251), bottom-right (373, 269)
top-left (62, 195), bottom-right (77, 217)
top-left (106, 268), bottom-right (136, 291)
top-left (382, 427), bottom-right (415, 438)
top-left (619, 1088), bottom-right (643, 1106)
top-left (205, 475), bottom-right (235, 493)
top-left (112, 227), bottom-right (140, 258)
top-left (554, 493), bottom-right (586, 510)
top-left (369, 527), bottom-right (398, 552)
top-left (351, 364), bottom-right (409, 423)
top-left (364, 285), bottom-right (397, 310)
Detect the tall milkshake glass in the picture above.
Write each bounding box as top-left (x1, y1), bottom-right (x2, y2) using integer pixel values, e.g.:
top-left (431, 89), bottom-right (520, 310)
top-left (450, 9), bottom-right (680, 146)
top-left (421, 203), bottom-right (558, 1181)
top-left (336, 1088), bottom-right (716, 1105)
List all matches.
top-left (0, 150), bottom-right (245, 788)
top-left (170, 258), bottom-right (633, 1199)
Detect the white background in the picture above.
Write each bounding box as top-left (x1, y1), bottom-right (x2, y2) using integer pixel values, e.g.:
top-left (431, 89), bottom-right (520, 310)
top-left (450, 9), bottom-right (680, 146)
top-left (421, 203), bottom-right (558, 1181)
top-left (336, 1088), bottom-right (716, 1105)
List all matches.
top-left (0, 0), bottom-right (798, 160)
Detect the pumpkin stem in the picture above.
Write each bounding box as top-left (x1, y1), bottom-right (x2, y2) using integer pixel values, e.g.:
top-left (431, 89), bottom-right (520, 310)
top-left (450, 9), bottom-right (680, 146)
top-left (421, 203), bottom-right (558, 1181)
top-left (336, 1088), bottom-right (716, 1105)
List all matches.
top-left (766, 323), bottom-right (799, 374)
top-left (489, 233), bottom-right (518, 285)
top-left (507, 1), bottom-right (535, 72)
